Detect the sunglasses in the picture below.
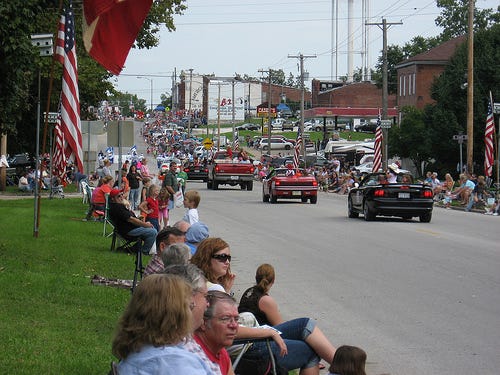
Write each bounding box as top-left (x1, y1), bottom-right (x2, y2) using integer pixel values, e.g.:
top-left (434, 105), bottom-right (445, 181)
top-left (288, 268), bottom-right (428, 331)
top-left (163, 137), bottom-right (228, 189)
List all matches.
top-left (212, 254), bottom-right (232, 263)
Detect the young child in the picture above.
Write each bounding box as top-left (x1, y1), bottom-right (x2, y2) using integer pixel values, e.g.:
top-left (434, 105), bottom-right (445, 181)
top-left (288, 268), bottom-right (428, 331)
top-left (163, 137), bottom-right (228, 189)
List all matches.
top-left (158, 187), bottom-right (170, 229)
top-left (138, 184), bottom-right (160, 231)
top-left (138, 177), bottom-right (151, 220)
top-left (328, 345), bottom-right (366, 375)
top-left (182, 190), bottom-right (200, 224)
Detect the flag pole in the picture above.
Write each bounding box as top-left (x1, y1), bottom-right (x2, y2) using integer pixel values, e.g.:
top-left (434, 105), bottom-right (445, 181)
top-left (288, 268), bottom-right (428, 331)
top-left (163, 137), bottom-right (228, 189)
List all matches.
top-left (34, 0), bottom-right (64, 238)
top-left (491, 91), bottom-right (499, 190)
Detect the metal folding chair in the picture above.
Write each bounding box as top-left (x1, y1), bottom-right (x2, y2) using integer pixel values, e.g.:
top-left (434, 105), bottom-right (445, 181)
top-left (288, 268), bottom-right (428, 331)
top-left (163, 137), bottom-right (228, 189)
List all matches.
top-left (231, 337), bottom-right (278, 375)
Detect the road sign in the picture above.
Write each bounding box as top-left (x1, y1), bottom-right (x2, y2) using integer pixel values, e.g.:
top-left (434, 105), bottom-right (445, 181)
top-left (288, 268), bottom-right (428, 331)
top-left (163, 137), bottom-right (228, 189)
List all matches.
top-left (452, 134), bottom-right (468, 142)
top-left (203, 138), bottom-right (213, 150)
top-left (494, 102), bottom-right (500, 114)
top-left (380, 120), bottom-right (392, 128)
top-left (43, 112), bottom-right (59, 124)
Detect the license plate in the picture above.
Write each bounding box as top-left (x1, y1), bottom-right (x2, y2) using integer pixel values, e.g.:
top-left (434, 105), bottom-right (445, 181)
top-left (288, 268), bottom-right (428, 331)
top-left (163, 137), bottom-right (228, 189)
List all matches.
top-left (292, 191), bottom-right (301, 196)
top-left (230, 175), bottom-right (239, 180)
top-left (398, 192), bottom-right (410, 199)
top-left (194, 169), bottom-right (200, 172)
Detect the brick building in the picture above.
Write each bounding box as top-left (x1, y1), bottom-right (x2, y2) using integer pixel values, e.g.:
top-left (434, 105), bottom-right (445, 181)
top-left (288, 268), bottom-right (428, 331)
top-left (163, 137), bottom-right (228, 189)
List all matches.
top-left (395, 35), bottom-right (466, 109)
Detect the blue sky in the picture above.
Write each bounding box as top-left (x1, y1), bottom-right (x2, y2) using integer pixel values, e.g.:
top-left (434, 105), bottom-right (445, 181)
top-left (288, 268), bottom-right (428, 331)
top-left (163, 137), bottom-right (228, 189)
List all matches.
top-left (110, 0), bottom-right (497, 108)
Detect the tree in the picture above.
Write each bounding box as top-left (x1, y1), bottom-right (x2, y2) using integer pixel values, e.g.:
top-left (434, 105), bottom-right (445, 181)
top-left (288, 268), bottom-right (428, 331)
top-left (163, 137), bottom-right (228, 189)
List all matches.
top-left (430, 23), bottom-right (500, 175)
top-left (389, 106), bottom-right (434, 175)
top-left (435, 0), bottom-right (497, 40)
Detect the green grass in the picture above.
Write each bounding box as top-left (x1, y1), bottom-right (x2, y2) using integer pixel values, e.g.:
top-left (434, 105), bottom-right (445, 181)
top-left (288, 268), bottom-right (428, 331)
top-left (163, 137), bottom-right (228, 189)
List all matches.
top-left (0, 197), bottom-right (135, 374)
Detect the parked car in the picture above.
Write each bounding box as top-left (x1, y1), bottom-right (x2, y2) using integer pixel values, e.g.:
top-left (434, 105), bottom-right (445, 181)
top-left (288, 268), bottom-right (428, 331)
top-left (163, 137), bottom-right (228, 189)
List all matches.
top-left (262, 167), bottom-right (318, 204)
top-left (7, 153), bottom-right (35, 175)
top-left (354, 162), bottom-right (375, 175)
top-left (305, 155), bottom-right (329, 168)
top-left (258, 138), bottom-right (293, 151)
top-left (347, 172), bottom-right (434, 222)
top-left (355, 122), bottom-right (377, 133)
top-left (281, 121), bottom-right (294, 131)
top-left (236, 123), bottom-right (260, 131)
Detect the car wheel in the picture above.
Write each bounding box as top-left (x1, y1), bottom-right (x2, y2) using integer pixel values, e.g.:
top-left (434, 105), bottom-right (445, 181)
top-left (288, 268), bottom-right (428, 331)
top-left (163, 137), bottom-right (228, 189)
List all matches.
top-left (419, 211), bottom-right (432, 223)
top-left (310, 196), bottom-right (317, 204)
top-left (270, 193), bottom-right (277, 203)
top-left (240, 184), bottom-right (246, 190)
top-left (301, 197), bottom-right (308, 203)
top-left (213, 181), bottom-right (219, 190)
top-left (285, 145), bottom-right (291, 150)
top-left (348, 197), bottom-right (359, 218)
top-left (247, 181), bottom-right (253, 191)
top-left (363, 201), bottom-right (375, 221)
top-left (263, 146), bottom-right (268, 151)
top-left (207, 180), bottom-right (212, 189)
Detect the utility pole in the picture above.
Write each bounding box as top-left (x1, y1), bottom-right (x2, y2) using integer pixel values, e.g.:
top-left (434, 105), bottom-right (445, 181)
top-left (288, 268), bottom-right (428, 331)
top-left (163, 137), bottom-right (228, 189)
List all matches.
top-left (258, 68), bottom-right (273, 156)
top-left (366, 18), bottom-right (402, 170)
top-left (466, 0), bottom-right (474, 173)
top-left (288, 53), bottom-right (316, 158)
top-left (187, 68), bottom-right (193, 138)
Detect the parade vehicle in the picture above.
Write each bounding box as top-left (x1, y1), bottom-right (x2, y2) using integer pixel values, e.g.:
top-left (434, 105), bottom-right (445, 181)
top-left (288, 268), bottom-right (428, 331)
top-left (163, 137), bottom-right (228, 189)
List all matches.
top-left (262, 167), bottom-right (318, 204)
top-left (207, 150), bottom-right (255, 190)
top-left (183, 162), bottom-right (208, 182)
top-left (347, 172), bottom-right (434, 222)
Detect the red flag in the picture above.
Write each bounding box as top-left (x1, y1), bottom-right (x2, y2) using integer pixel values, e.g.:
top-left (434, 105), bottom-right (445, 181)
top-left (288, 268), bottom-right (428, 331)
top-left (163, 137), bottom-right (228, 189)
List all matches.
top-left (293, 126), bottom-right (302, 169)
top-left (372, 111), bottom-right (383, 173)
top-left (55, 0), bottom-right (84, 173)
top-left (484, 98), bottom-right (495, 177)
top-left (83, 0), bottom-right (153, 75)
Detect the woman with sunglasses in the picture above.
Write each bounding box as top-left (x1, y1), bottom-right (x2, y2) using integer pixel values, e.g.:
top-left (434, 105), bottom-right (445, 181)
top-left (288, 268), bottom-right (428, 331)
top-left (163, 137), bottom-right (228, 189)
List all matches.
top-left (190, 237), bottom-right (235, 293)
top-left (191, 239), bottom-right (336, 374)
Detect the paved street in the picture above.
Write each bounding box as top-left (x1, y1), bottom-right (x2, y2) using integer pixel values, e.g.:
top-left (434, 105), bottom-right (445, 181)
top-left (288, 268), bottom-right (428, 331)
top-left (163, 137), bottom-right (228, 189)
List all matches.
top-left (168, 181), bottom-right (500, 375)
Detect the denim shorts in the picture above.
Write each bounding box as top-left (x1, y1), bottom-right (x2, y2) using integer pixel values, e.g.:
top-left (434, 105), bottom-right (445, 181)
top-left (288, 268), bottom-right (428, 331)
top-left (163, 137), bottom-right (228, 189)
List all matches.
top-left (244, 318), bottom-right (320, 370)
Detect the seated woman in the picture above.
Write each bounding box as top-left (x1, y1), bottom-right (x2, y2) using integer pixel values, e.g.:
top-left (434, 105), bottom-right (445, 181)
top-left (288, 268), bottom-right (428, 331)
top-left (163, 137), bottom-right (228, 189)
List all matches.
top-left (111, 273), bottom-right (212, 374)
top-left (191, 242), bottom-right (336, 374)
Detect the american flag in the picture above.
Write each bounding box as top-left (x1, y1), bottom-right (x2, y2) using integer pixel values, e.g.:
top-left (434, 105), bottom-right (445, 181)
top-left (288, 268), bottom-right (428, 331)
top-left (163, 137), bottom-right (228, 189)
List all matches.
top-left (55, 0), bottom-right (83, 173)
top-left (293, 126), bottom-right (302, 169)
top-left (233, 132), bottom-right (239, 150)
top-left (372, 111), bottom-right (383, 173)
top-left (484, 97), bottom-right (496, 177)
top-left (53, 117), bottom-right (66, 181)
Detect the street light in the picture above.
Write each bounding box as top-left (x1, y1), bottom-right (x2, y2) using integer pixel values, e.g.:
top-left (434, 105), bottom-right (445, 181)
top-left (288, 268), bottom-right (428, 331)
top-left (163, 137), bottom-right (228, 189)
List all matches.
top-left (137, 76), bottom-right (153, 113)
top-left (31, 33), bottom-right (53, 238)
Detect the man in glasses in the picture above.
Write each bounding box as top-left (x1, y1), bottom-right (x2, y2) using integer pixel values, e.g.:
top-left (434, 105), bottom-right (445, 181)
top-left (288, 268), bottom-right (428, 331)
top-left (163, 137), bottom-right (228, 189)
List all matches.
top-left (194, 291), bottom-right (239, 375)
top-left (108, 188), bottom-right (157, 255)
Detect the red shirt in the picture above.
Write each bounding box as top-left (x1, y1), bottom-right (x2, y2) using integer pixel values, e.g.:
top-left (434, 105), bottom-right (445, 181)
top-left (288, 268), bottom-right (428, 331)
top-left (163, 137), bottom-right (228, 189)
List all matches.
top-left (194, 334), bottom-right (231, 375)
top-left (145, 196), bottom-right (159, 219)
top-left (92, 184), bottom-right (111, 205)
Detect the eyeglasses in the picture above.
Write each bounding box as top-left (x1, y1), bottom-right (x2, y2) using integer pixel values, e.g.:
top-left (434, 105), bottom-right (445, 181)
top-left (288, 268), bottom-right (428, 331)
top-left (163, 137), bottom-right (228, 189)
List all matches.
top-left (212, 254), bottom-right (232, 263)
top-left (214, 315), bottom-right (241, 325)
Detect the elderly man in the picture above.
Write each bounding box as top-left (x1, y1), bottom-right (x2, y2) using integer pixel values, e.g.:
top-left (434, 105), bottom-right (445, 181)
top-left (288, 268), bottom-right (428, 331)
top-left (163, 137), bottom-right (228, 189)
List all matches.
top-left (143, 226), bottom-right (186, 276)
top-left (194, 291), bottom-right (238, 375)
top-left (108, 188), bottom-right (157, 254)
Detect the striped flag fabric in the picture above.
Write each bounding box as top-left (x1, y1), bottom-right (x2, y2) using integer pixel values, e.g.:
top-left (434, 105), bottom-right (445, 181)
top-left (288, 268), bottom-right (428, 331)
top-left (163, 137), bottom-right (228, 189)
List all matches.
top-left (53, 118), bottom-right (66, 181)
top-left (372, 111), bottom-right (383, 173)
top-left (55, 0), bottom-right (83, 173)
top-left (484, 98), bottom-right (495, 177)
top-left (293, 126), bottom-right (303, 169)
top-left (233, 132), bottom-right (239, 150)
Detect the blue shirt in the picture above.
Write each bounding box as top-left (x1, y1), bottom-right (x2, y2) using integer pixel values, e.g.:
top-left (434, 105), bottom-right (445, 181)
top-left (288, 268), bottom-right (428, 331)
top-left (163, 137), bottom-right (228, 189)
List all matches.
top-left (117, 344), bottom-right (213, 374)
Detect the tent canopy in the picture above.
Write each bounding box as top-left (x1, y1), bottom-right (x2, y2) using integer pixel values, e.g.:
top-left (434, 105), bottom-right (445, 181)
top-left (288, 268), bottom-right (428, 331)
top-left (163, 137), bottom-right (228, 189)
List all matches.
top-left (276, 103), bottom-right (290, 111)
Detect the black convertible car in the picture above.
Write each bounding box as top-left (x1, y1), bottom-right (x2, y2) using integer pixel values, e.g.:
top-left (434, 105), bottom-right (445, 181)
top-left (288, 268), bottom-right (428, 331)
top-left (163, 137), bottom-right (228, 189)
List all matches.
top-left (347, 172), bottom-right (434, 222)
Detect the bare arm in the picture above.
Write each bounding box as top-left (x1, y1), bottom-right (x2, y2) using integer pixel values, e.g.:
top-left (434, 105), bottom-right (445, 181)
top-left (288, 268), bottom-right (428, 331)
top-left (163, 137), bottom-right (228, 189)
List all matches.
top-left (258, 295), bottom-right (283, 326)
top-left (236, 326), bottom-right (287, 357)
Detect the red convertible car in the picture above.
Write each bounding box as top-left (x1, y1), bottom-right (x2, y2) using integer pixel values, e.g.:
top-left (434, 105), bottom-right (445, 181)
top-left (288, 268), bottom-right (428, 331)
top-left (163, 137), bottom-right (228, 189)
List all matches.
top-left (262, 168), bottom-right (318, 204)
